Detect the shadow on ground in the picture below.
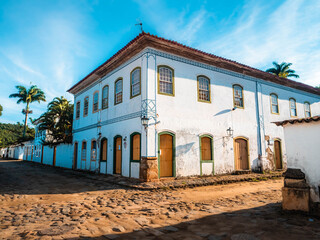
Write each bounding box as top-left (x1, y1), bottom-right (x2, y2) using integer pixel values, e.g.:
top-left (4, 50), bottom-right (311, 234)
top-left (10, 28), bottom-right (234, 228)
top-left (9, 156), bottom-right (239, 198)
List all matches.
top-left (0, 160), bottom-right (131, 195)
top-left (65, 204), bottom-right (319, 240)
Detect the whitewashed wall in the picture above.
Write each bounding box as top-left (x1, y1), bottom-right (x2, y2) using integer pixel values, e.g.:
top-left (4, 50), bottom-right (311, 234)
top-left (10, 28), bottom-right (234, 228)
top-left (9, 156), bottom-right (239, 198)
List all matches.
top-left (283, 121), bottom-right (320, 202)
top-left (55, 144), bottom-right (73, 169)
top-left (70, 47), bottom-right (320, 178)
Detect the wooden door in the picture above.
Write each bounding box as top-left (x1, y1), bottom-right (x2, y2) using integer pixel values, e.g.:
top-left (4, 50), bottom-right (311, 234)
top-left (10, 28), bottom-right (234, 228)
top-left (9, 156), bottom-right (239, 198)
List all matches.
top-left (234, 138), bottom-right (249, 170)
top-left (159, 134), bottom-right (173, 177)
top-left (114, 137), bottom-right (122, 174)
top-left (53, 146), bottom-right (57, 166)
top-left (274, 140), bottom-right (282, 169)
top-left (73, 143), bottom-right (78, 169)
top-left (101, 139), bottom-right (107, 162)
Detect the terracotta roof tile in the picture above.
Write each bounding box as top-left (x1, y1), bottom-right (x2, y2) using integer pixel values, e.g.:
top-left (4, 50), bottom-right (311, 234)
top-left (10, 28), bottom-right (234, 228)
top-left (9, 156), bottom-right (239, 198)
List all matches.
top-left (67, 32), bottom-right (320, 96)
top-left (273, 115), bottom-right (320, 126)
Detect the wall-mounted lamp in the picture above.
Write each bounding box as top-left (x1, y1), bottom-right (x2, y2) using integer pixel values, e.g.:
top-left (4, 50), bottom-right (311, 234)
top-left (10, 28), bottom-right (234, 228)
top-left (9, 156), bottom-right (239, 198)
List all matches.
top-left (141, 116), bottom-right (149, 129)
top-left (226, 127), bottom-right (234, 138)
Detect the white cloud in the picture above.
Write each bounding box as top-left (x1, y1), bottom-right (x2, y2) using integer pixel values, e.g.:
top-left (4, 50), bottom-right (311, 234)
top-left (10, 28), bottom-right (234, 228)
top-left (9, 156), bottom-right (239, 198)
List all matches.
top-left (198, 0), bottom-right (320, 87)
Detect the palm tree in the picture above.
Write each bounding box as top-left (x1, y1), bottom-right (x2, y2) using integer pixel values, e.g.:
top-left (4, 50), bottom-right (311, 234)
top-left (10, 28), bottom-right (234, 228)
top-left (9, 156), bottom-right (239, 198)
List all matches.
top-left (37, 96), bottom-right (73, 145)
top-left (266, 62), bottom-right (299, 79)
top-left (0, 104), bottom-right (2, 116)
top-left (9, 85), bottom-right (46, 137)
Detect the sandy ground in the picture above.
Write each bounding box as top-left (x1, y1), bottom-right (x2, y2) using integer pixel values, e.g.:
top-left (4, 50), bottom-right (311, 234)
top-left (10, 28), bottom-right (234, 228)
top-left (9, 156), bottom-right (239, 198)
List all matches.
top-left (0, 160), bottom-right (319, 240)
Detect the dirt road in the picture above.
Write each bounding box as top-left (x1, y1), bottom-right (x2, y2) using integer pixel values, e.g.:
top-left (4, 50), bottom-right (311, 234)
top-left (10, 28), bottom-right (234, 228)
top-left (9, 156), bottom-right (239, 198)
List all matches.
top-left (0, 160), bottom-right (319, 240)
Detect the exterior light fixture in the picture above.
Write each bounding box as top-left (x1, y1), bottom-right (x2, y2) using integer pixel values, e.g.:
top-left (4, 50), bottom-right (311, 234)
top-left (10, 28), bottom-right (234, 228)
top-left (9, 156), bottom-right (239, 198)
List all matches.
top-left (226, 127), bottom-right (234, 137)
top-left (141, 116), bottom-right (149, 128)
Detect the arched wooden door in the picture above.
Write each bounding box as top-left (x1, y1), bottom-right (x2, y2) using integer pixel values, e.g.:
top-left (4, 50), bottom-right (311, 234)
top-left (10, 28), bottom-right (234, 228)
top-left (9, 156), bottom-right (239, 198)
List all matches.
top-left (114, 136), bottom-right (122, 175)
top-left (101, 139), bottom-right (108, 162)
top-left (274, 140), bottom-right (282, 169)
top-left (234, 138), bottom-right (249, 170)
top-left (159, 133), bottom-right (174, 177)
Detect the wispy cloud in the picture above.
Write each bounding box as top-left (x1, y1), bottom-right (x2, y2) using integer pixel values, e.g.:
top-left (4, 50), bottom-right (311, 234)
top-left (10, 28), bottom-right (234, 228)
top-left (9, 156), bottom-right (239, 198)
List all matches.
top-left (135, 0), bottom-right (209, 45)
top-left (198, 0), bottom-right (320, 87)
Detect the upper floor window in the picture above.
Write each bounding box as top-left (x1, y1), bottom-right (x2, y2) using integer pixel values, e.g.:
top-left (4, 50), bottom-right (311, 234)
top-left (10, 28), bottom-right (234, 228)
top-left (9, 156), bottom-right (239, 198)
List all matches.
top-left (198, 75), bottom-right (210, 102)
top-left (158, 66), bottom-right (174, 96)
top-left (115, 78), bottom-right (123, 105)
top-left (76, 101), bottom-right (80, 119)
top-left (84, 97), bottom-right (89, 116)
top-left (270, 93), bottom-right (279, 114)
top-left (131, 67), bottom-right (141, 98)
top-left (91, 140), bottom-right (97, 161)
top-left (93, 91), bottom-right (99, 112)
top-left (102, 85), bottom-right (109, 109)
top-left (289, 98), bottom-right (297, 117)
top-left (304, 102), bottom-right (311, 117)
top-left (81, 141), bottom-right (87, 160)
top-left (233, 84), bottom-right (244, 108)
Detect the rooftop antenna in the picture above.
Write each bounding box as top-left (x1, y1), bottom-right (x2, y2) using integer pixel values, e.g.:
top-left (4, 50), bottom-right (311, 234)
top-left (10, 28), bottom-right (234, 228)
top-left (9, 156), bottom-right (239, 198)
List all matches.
top-left (135, 20), bottom-right (143, 33)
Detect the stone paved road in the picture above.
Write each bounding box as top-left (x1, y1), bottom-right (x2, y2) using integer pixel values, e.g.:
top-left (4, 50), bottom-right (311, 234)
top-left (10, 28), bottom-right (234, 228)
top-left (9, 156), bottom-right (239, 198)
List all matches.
top-left (0, 160), bottom-right (319, 240)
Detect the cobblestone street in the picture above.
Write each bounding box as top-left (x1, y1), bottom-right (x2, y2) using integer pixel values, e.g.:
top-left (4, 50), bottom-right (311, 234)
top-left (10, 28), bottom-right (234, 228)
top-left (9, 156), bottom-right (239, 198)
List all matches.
top-left (0, 160), bottom-right (319, 240)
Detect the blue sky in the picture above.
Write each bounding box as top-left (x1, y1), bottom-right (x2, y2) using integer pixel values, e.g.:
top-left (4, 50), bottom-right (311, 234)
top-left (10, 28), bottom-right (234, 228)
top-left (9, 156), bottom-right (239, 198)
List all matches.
top-left (0, 0), bottom-right (319, 124)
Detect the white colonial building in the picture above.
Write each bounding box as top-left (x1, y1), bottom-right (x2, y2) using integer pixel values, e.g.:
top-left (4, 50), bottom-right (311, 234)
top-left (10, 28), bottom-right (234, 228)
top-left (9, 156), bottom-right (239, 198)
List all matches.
top-left (67, 33), bottom-right (320, 180)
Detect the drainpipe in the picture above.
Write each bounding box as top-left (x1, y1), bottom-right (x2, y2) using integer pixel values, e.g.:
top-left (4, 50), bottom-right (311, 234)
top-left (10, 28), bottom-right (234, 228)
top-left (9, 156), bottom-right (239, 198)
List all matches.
top-left (255, 81), bottom-right (263, 172)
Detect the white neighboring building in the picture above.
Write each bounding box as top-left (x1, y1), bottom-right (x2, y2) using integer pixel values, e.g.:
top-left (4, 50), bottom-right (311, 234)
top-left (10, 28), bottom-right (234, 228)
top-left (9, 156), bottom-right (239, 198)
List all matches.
top-left (67, 33), bottom-right (320, 180)
top-left (275, 116), bottom-right (320, 203)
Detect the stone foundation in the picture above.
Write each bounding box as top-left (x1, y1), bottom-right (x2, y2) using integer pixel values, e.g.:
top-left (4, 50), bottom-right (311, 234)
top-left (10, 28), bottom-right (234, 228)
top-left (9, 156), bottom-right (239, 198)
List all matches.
top-left (139, 157), bottom-right (158, 182)
top-left (282, 168), bottom-right (310, 212)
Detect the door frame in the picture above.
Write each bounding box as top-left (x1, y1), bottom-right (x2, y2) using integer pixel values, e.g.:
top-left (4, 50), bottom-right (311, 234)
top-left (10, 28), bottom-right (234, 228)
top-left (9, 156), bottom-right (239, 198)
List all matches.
top-left (233, 136), bottom-right (250, 170)
top-left (113, 135), bottom-right (122, 175)
top-left (158, 131), bottom-right (176, 178)
top-left (100, 137), bottom-right (108, 173)
top-left (273, 138), bottom-right (283, 169)
top-left (199, 134), bottom-right (214, 176)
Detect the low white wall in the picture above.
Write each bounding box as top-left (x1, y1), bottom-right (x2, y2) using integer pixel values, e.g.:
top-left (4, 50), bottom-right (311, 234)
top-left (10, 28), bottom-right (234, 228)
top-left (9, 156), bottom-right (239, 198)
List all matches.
top-left (284, 121), bottom-right (320, 202)
top-left (55, 144), bottom-right (73, 169)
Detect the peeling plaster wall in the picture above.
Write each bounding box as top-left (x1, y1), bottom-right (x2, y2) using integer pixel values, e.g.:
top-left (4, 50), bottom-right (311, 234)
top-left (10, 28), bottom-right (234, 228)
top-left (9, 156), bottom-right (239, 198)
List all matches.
top-left (283, 122), bottom-right (320, 202)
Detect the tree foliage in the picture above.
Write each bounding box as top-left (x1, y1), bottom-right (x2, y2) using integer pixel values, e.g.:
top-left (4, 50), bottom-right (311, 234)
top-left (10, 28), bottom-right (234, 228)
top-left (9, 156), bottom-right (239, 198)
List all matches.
top-left (37, 96), bottom-right (73, 146)
top-left (266, 62), bottom-right (300, 79)
top-left (9, 85), bottom-right (46, 137)
top-left (0, 104), bottom-right (2, 116)
top-left (0, 122), bottom-right (35, 148)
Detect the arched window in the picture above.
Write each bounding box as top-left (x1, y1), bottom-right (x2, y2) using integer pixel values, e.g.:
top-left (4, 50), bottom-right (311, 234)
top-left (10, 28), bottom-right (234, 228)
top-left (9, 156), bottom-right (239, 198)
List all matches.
top-left (81, 141), bottom-right (87, 161)
top-left (233, 85), bottom-right (244, 108)
top-left (93, 91), bottom-right (99, 112)
top-left (76, 101), bottom-right (80, 119)
top-left (304, 102), bottom-right (311, 117)
top-left (289, 98), bottom-right (297, 117)
top-left (115, 78), bottom-right (123, 105)
top-left (200, 135), bottom-right (213, 161)
top-left (84, 97), bottom-right (89, 116)
top-left (102, 85), bottom-right (109, 109)
top-left (198, 76), bottom-right (211, 102)
top-left (158, 66), bottom-right (174, 96)
top-left (130, 133), bottom-right (141, 162)
top-left (91, 140), bottom-right (97, 161)
top-left (131, 67), bottom-right (141, 98)
top-left (270, 93), bottom-right (279, 114)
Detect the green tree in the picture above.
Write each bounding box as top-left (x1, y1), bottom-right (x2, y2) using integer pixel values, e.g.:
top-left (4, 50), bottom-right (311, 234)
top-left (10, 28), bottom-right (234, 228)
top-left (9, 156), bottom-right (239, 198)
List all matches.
top-left (266, 62), bottom-right (300, 79)
top-left (37, 96), bottom-right (73, 146)
top-left (0, 122), bottom-right (35, 148)
top-left (9, 85), bottom-right (46, 137)
top-left (0, 104), bottom-right (2, 116)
